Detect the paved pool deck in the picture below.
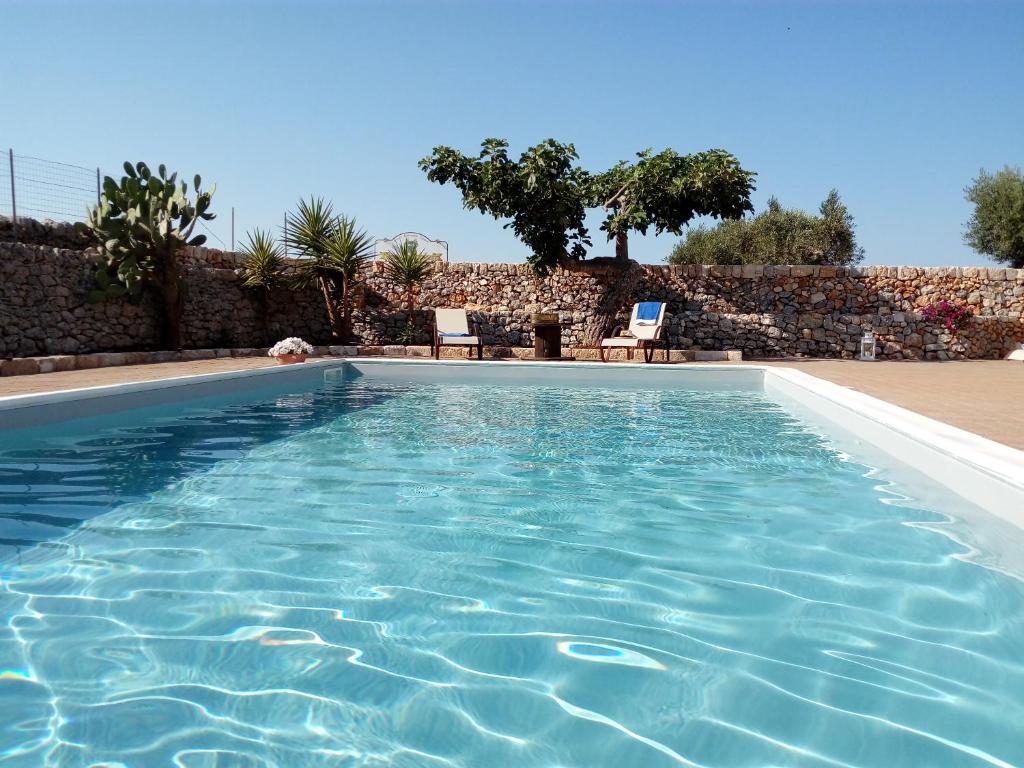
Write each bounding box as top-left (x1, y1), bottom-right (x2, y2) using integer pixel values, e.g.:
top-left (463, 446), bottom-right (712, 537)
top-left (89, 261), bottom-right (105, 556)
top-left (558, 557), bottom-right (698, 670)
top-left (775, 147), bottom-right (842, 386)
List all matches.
top-left (1, 357), bottom-right (1021, 450)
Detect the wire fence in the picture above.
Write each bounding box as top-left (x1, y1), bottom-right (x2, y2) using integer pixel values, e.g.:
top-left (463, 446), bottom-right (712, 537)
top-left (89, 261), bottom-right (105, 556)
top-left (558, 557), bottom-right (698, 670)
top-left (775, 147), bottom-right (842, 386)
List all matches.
top-left (1, 148), bottom-right (447, 259)
top-left (0, 150), bottom-right (99, 223)
top-left (0, 149), bottom-right (229, 249)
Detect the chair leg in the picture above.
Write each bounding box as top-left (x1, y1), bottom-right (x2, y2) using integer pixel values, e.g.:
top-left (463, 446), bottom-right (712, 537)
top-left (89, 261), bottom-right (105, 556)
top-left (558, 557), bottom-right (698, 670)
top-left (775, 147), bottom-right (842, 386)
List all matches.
top-left (600, 345), bottom-right (608, 362)
top-left (477, 342), bottom-right (483, 360)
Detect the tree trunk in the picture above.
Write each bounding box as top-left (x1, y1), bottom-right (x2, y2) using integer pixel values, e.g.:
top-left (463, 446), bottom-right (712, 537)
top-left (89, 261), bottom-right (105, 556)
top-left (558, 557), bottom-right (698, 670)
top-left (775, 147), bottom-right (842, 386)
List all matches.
top-left (582, 259), bottom-right (643, 347)
top-left (163, 287), bottom-right (183, 350)
top-left (319, 275), bottom-right (344, 339)
top-left (615, 232), bottom-right (629, 262)
top-left (340, 273), bottom-right (355, 343)
top-left (259, 288), bottom-right (272, 346)
top-left (158, 248), bottom-right (183, 350)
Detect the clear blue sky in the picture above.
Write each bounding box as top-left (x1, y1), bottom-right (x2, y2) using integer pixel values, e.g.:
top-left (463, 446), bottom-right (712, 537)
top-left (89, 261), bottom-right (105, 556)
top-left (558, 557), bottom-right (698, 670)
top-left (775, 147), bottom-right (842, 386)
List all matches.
top-left (2, 0), bottom-right (1021, 266)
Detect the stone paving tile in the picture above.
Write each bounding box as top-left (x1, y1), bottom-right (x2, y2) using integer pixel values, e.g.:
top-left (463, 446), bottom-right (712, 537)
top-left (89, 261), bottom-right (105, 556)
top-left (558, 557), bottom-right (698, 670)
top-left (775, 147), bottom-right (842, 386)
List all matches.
top-left (1, 356), bottom-right (1021, 450)
top-left (754, 359), bottom-right (1024, 450)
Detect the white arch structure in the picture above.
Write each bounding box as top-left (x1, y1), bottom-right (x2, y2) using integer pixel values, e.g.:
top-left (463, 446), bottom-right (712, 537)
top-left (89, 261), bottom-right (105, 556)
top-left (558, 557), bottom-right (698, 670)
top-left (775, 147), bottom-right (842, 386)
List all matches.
top-left (374, 232), bottom-right (449, 262)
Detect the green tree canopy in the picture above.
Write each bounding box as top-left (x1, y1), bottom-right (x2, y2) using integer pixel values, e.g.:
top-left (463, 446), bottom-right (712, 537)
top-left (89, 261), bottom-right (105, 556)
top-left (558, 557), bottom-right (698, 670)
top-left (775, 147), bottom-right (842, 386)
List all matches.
top-left (592, 148), bottom-right (756, 261)
top-left (420, 139), bottom-right (756, 275)
top-left (668, 191), bottom-right (864, 267)
top-left (419, 139), bottom-right (592, 275)
top-left (964, 166), bottom-right (1024, 268)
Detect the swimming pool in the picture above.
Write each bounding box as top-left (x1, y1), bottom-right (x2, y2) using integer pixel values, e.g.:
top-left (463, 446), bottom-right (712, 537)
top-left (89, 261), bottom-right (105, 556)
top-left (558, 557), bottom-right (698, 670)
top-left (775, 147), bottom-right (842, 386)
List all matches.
top-left (2, 361), bottom-right (1023, 766)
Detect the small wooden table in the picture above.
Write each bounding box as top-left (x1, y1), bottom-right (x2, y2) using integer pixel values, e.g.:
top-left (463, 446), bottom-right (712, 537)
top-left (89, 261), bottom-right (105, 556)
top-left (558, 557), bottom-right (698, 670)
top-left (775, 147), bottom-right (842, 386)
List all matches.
top-left (532, 312), bottom-right (562, 359)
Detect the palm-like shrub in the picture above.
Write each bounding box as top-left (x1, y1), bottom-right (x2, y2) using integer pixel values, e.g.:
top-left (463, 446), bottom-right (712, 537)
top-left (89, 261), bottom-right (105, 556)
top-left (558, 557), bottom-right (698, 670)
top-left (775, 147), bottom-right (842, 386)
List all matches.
top-left (239, 229), bottom-right (286, 344)
top-left (285, 198), bottom-right (373, 341)
top-left (240, 229), bottom-right (285, 290)
top-left (381, 240), bottom-right (434, 313)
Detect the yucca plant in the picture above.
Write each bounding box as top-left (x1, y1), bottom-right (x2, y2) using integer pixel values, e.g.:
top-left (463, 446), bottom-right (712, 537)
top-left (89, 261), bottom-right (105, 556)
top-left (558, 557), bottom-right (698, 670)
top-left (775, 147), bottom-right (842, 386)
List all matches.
top-left (381, 239), bottom-right (434, 314)
top-left (285, 198), bottom-right (373, 341)
top-left (240, 229), bottom-right (285, 291)
top-left (239, 229), bottom-right (286, 344)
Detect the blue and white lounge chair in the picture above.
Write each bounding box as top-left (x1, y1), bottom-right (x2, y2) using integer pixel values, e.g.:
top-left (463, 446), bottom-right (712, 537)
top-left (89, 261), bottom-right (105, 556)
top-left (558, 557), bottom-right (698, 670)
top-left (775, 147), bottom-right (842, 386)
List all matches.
top-left (433, 308), bottom-right (483, 360)
top-left (600, 302), bottom-right (669, 363)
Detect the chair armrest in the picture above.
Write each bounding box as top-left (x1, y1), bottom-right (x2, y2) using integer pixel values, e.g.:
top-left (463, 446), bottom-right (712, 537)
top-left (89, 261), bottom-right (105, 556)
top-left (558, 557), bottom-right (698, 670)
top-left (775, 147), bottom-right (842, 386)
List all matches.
top-left (472, 320), bottom-right (482, 337)
top-left (609, 324), bottom-right (624, 339)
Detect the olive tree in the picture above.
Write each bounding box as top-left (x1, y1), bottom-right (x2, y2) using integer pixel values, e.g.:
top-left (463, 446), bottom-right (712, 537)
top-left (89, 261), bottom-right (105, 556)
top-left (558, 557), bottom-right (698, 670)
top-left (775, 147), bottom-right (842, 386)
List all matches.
top-left (86, 161), bottom-right (215, 349)
top-left (964, 166), bottom-right (1024, 268)
top-left (669, 191), bottom-right (864, 266)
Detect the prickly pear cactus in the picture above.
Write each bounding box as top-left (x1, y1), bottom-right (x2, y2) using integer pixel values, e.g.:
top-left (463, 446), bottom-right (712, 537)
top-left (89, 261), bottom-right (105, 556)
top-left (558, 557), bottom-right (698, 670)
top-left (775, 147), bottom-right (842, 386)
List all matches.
top-left (86, 161), bottom-right (215, 303)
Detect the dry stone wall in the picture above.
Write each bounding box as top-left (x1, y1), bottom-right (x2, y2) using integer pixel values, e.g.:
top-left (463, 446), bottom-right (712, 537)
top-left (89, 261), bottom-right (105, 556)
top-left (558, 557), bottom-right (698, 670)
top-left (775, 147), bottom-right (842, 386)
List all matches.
top-left (353, 261), bottom-right (1024, 360)
top-left (2, 219), bottom-right (1022, 360)
top-left (1, 238), bottom-right (329, 358)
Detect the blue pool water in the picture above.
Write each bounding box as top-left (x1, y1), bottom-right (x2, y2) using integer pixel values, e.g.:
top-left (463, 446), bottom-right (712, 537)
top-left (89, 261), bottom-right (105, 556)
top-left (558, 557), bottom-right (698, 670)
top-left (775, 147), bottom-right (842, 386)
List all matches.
top-left (2, 371), bottom-right (1023, 766)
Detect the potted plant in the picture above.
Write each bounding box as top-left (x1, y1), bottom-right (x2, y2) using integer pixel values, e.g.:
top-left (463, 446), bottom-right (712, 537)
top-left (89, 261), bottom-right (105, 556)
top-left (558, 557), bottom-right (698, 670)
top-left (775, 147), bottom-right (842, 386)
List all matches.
top-left (268, 337), bottom-right (313, 364)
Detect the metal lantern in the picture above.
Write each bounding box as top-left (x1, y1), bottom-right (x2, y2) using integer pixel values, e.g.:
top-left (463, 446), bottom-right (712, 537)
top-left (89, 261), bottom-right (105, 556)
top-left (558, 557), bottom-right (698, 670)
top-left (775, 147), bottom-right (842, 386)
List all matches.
top-left (858, 330), bottom-right (876, 361)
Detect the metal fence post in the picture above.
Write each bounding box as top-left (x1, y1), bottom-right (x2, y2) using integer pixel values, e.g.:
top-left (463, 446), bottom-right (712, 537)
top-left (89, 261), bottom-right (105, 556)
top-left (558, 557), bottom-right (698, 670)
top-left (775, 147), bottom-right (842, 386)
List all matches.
top-left (231, 206), bottom-right (235, 251)
top-left (96, 167), bottom-right (101, 204)
top-left (8, 149), bottom-right (16, 237)
top-left (283, 212), bottom-right (288, 257)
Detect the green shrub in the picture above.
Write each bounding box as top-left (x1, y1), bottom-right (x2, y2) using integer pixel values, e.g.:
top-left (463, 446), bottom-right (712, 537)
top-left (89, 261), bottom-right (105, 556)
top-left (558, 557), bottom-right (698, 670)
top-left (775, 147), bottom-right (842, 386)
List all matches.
top-left (669, 191), bottom-right (863, 266)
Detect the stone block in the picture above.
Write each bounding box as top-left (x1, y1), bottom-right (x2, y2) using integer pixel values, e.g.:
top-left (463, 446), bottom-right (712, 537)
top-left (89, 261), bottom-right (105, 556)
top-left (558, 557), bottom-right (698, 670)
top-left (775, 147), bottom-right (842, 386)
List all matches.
top-left (740, 265), bottom-right (763, 279)
top-left (694, 350), bottom-right (742, 361)
top-left (74, 354), bottom-right (103, 369)
top-left (438, 345), bottom-right (482, 359)
top-left (95, 352), bottom-right (127, 367)
top-left (358, 345), bottom-right (385, 356)
top-left (46, 355), bottom-right (77, 372)
top-left (382, 345), bottom-right (407, 357)
top-left (406, 345), bottom-right (433, 357)
top-left (124, 351), bottom-right (153, 365)
top-left (180, 349), bottom-right (216, 361)
top-left (151, 351), bottom-right (183, 363)
top-left (1, 357), bottom-right (41, 376)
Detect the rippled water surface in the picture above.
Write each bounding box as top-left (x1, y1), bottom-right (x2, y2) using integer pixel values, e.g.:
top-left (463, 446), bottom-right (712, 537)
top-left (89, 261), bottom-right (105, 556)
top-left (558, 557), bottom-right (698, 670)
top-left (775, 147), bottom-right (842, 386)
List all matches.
top-left (2, 373), bottom-right (1023, 767)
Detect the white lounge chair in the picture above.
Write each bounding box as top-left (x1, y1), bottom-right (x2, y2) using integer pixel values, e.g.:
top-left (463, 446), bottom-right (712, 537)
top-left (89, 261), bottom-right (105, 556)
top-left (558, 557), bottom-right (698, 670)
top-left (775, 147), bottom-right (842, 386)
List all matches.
top-left (433, 308), bottom-right (483, 360)
top-left (600, 302), bottom-right (669, 363)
